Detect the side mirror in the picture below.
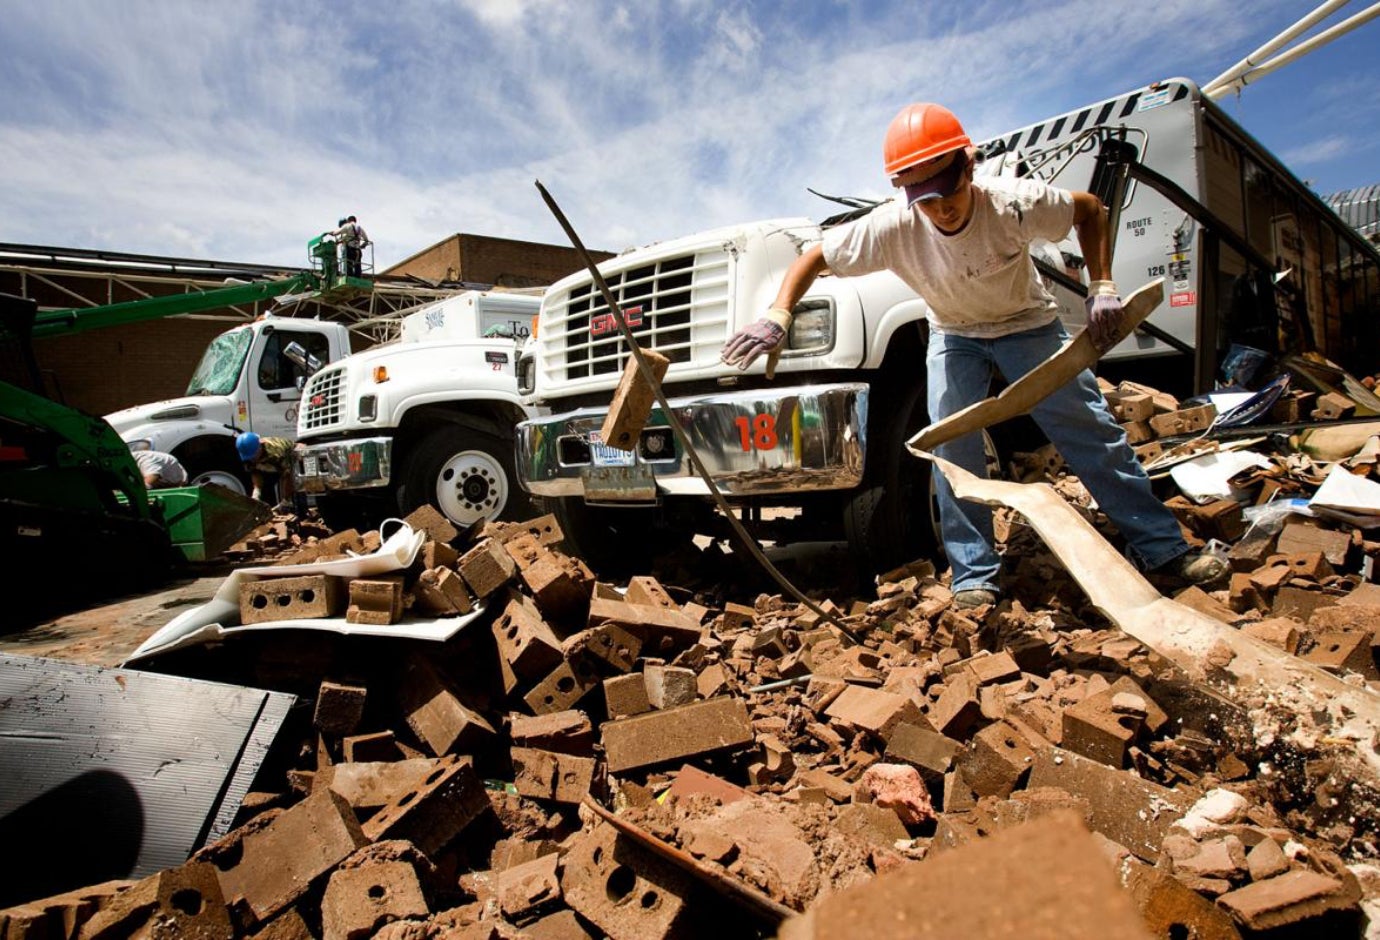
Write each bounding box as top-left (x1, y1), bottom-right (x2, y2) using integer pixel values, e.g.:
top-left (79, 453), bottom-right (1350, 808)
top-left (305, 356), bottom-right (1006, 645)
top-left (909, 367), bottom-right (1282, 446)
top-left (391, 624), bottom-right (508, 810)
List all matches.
top-left (283, 341), bottom-right (325, 377)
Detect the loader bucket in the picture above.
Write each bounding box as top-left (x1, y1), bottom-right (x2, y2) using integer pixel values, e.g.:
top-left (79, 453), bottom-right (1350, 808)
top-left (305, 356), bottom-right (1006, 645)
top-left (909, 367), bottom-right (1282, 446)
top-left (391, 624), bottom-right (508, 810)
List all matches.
top-left (149, 483), bottom-right (273, 562)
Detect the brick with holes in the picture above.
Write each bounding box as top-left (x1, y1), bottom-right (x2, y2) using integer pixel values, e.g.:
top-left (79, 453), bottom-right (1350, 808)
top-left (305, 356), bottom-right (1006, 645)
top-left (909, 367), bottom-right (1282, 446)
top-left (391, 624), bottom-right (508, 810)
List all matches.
top-left (239, 574), bottom-right (346, 625)
top-left (523, 655), bottom-right (603, 715)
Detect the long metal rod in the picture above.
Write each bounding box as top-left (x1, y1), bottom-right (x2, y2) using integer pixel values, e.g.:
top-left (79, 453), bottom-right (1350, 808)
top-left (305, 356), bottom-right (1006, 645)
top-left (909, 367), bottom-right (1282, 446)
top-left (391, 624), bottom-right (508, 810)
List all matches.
top-left (1202, 0), bottom-right (1350, 93)
top-left (1204, 1), bottom-right (1380, 99)
top-left (534, 179), bottom-right (860, 643)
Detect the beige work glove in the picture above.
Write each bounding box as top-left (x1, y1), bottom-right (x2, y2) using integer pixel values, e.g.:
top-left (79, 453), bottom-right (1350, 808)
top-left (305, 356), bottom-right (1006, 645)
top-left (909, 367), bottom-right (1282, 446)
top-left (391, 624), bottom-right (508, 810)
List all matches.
top-left (720, 307), bottom-right (793, 379)
top-left (1085, 280), bottom-right (1126, 353)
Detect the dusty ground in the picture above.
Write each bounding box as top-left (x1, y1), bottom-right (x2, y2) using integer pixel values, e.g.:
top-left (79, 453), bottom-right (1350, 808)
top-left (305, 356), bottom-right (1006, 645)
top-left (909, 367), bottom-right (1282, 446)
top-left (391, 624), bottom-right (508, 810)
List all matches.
top-left (0, 567), bottom-right (231, 666)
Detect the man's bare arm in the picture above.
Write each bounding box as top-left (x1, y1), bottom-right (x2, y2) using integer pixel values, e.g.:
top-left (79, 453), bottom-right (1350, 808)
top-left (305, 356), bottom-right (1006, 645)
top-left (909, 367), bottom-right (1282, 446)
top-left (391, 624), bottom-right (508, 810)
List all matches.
top-left (1071, 191), bottom-right (1112, 283)
top-left (771, 243), bottom-right (831, 312)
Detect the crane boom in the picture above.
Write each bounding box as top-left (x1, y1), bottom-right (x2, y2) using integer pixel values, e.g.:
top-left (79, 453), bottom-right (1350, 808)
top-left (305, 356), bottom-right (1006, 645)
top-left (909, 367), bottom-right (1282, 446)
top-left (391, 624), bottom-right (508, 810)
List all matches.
top-left (31, 272), bottom-right (319, 339)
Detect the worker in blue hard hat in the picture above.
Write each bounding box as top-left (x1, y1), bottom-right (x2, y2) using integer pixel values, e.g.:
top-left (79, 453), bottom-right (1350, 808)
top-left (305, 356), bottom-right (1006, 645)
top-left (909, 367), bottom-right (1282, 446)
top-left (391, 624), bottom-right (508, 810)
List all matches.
top-left (236, 431), bottom-right (299, 510)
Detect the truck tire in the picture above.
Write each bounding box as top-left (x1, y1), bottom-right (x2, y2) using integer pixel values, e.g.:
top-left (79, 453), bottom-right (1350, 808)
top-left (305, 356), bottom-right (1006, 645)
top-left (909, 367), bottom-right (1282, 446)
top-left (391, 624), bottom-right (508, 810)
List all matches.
top-left (397, 425), bottom-right (532, 528)
top-left (179, 455), bottom-right (249, 496)
top-left (549, 498), bottom-right (693, 579)
top-left (844, 381), bottom-right (936, 575)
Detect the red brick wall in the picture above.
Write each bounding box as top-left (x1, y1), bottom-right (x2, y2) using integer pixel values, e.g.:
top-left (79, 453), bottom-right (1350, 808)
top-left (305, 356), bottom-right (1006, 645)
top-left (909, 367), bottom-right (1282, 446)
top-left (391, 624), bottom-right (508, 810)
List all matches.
top-left (32, 319), bottom-right (239, 416)
top-left (386, 234), bottom-right (612, 289)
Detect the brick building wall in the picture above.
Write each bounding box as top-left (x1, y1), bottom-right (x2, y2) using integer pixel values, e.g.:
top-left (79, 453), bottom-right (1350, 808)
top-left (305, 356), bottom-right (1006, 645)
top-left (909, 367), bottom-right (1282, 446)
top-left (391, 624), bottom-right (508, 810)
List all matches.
top-left (32, 319), bottom-right (238, 417)
top-left (386, 233), bottom-right (613, 288)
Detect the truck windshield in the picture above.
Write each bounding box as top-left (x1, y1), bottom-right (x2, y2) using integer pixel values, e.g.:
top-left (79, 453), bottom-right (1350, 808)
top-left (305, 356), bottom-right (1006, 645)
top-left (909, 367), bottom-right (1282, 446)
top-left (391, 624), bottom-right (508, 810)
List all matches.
top-left (185, 329), bottom-right (252, 396)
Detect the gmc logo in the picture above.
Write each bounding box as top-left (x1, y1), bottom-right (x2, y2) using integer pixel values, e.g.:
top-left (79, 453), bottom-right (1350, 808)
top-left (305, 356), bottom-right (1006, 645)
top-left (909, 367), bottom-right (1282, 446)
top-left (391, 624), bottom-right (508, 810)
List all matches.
top-left (590, 305), bottom-right (643, 337)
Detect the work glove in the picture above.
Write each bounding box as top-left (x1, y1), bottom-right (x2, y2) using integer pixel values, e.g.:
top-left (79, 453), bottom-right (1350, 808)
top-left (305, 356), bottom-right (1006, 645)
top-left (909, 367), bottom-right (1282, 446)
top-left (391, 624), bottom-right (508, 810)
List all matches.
top-left (720, 308), bottom-right (793, 379)
top-left (251, 487), bottom-right (263, 501)
top-left (1085, 280), bottom-right (1126, 353)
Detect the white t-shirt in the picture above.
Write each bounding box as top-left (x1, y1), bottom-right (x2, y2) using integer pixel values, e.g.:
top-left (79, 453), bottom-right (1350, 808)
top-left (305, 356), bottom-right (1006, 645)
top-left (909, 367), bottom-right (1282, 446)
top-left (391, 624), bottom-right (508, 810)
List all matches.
top-left (133, 450), bottom-right (188, 487)
top-left (822, 175), bottom-right (1075, 338)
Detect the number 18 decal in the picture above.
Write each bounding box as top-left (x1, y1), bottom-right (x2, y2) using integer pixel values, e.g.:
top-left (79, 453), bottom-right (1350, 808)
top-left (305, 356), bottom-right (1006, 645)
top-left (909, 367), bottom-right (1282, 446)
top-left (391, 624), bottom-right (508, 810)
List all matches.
top-left (734, 414), bottom-right (778, 451)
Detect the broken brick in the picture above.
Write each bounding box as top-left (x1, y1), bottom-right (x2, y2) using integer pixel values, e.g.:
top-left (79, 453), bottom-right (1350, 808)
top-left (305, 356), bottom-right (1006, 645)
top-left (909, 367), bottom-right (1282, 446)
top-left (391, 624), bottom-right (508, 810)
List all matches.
top-left (345, 576), bottom-right (405, 625)
top-left (361, 757), bottom-right (491, 856)
top-left (457, 538), bottom-right (517, 598)
top-left (600, 697), bottom-right (754, 774)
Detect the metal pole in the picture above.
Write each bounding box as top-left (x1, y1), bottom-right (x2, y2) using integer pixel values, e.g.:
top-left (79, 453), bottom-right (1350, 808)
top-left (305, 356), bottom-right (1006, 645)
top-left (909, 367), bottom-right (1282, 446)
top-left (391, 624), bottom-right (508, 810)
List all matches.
top-left (533, 179), bottom-right (862, 643)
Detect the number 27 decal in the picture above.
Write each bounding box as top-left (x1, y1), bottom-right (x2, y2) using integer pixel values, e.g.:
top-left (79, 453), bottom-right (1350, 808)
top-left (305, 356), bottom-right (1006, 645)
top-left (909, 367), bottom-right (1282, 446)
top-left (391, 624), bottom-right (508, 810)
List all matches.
top-left (733, 414), bottom-right (778, 451)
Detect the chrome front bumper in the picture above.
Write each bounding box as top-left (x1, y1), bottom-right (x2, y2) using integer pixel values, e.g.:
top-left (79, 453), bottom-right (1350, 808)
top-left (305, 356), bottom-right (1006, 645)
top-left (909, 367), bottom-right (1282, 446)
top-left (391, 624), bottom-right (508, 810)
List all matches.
top-left (296, 437), bottom-right (393, 493)
top-left (516, 382), bottom-right (867, 501)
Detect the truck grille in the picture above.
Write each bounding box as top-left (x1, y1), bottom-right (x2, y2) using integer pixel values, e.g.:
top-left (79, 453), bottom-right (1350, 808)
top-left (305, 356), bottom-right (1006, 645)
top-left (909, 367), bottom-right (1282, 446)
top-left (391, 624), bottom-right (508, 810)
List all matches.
top-left (300, 367), bottom-right (345, 430)
top-left (541, 249), bottom-right (731, 383)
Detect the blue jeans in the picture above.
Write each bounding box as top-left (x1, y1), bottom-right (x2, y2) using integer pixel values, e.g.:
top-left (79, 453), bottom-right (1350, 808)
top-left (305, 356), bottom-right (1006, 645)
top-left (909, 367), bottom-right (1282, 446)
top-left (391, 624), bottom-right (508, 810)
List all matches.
top-left (925, 319), bottom-right (1188, 594)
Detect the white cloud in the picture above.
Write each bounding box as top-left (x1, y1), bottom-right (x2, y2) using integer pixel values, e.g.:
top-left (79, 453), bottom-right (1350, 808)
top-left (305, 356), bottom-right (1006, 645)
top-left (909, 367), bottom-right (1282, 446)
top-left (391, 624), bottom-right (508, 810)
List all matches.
top-left (1280, 135), bottom-right (1350, 166)
top-left (1, 0), bottom-right (1376, 269)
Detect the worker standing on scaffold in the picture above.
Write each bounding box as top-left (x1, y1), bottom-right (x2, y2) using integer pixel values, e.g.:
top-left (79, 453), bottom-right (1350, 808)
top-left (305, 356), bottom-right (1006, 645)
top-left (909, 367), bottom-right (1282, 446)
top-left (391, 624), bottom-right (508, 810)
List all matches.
top-left (326, 215), bottom-right (370, 278)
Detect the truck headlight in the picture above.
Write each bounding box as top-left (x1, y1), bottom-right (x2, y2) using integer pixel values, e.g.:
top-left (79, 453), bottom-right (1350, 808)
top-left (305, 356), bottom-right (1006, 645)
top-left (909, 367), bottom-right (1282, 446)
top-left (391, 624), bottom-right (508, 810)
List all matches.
top-left (787, 300), bottom-right (834, 354)
top-left (358, 395), bottom-right (377, 422)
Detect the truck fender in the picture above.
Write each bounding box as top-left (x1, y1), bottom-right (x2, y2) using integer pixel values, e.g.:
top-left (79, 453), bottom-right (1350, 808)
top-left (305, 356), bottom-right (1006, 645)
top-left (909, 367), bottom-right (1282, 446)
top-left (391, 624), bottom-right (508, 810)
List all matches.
top-left (861, 297), bottom-right (932, 371)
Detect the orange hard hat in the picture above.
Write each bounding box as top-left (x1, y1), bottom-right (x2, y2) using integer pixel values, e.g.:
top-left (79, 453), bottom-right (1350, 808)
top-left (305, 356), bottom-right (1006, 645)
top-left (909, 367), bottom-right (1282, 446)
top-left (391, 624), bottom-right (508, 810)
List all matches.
top-left (883, 103), bottom-right (972, 177)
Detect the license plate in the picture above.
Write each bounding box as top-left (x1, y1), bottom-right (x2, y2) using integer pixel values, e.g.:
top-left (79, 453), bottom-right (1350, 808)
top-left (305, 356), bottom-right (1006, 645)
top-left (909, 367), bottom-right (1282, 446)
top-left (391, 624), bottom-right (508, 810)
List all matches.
top-left (589, 432), bottom-right (635, 467)
top-left (302, 455), bottom-right (319, 476)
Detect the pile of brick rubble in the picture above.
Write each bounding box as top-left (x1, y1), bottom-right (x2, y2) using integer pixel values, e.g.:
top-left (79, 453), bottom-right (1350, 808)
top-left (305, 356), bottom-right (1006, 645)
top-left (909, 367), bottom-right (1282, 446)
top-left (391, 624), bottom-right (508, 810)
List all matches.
top-left (5, 401), bottom-right (1380, 938)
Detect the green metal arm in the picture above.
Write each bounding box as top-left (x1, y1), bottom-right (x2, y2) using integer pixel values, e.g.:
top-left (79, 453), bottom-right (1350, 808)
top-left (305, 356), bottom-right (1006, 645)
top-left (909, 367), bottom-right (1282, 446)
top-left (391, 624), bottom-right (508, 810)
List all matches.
top-left (31, 272), bottom-right (319, 339)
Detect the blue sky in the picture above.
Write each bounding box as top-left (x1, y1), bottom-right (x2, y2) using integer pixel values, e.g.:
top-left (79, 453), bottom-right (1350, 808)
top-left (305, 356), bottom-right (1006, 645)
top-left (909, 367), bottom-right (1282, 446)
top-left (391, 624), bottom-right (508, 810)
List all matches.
top-left (2, 0), bottom-right (1377, 270)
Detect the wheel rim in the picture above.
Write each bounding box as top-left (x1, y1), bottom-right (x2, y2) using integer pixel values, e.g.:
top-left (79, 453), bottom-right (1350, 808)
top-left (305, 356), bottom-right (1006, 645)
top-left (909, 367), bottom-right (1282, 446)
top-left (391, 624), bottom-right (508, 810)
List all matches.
top-left (190, 469), bottom-right (246, 495)
top-left (434, 449), bottom-right (509, 525)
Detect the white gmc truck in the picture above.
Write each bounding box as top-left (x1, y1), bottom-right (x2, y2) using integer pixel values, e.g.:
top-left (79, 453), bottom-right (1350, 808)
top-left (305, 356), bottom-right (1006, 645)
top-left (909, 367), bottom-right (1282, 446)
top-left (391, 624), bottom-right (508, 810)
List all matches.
top-left (296, 290), bottom-right (543, 532)
top-left (515, 77), bottom-right (1379, 574)
top-left (107, 316), bottom-right (355, 494)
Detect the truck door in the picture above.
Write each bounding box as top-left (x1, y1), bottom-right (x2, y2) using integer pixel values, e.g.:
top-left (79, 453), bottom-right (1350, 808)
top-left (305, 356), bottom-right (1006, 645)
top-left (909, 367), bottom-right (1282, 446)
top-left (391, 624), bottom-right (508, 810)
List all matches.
top-left (244, 325), bottom-right (335, 439)
top-left (477, 297), bottom-right (537, 380)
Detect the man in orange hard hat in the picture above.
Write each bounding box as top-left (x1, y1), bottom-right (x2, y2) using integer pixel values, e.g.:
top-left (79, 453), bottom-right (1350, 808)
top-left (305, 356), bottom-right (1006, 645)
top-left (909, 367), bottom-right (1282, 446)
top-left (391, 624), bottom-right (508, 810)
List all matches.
top-left (721, 102), bottom-right (1226, 608)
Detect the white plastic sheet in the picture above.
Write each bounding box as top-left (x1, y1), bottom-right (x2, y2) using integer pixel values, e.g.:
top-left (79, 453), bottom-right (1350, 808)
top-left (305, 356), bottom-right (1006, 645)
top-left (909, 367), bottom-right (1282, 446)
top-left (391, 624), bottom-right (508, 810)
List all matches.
top-left (1167, 450), bottom-right (1273, 503)
top-left (125, 521), bottom-right (485, 663)
top-left (1309, 464), bottom-right (1380, 529)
